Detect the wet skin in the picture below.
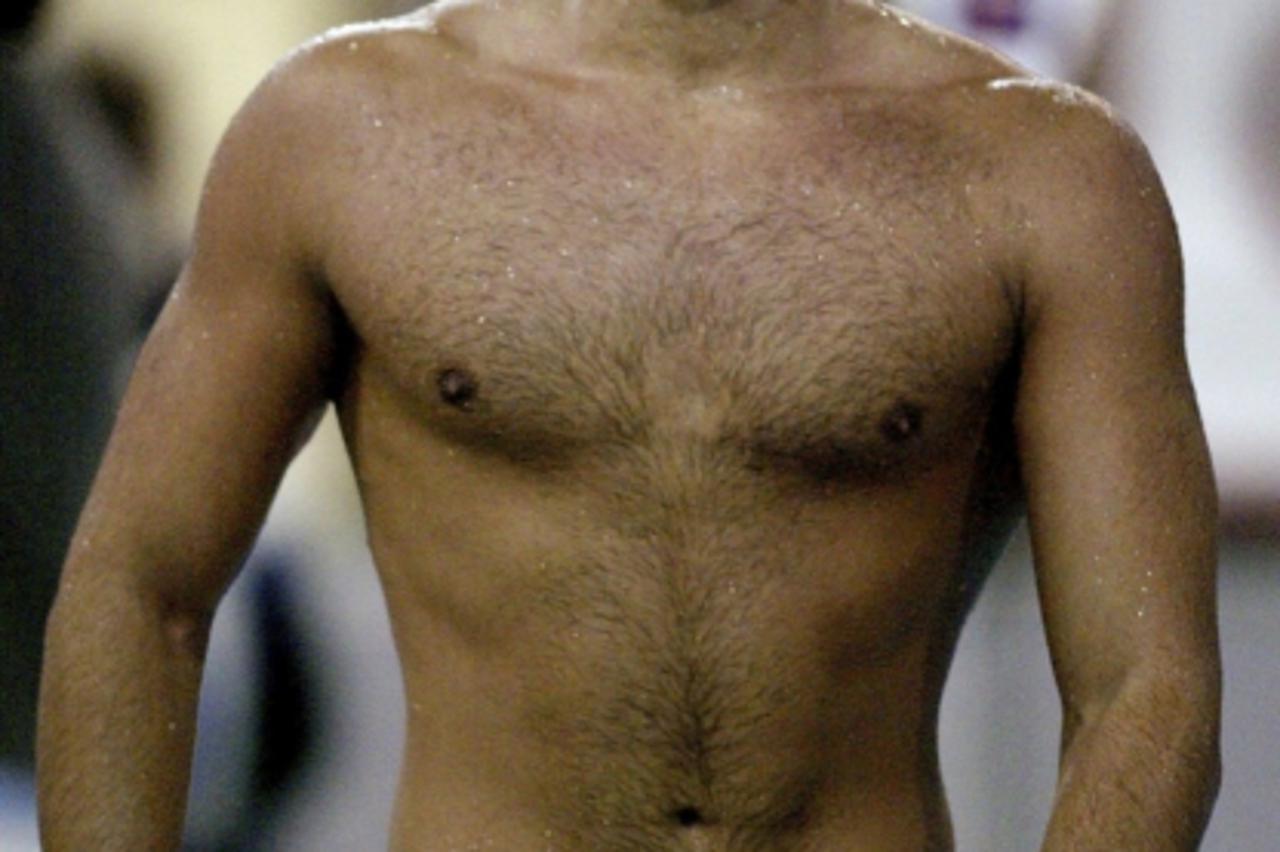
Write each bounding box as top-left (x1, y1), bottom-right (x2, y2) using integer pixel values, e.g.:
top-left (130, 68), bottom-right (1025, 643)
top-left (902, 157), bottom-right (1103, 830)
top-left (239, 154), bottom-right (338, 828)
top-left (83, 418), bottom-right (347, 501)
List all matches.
top-left (335, 38), bottom-right (1024, 849)
top-left (37, 3), bottom-right (1221, 851)
top-left (325, 10), bottom-right (1024, 848)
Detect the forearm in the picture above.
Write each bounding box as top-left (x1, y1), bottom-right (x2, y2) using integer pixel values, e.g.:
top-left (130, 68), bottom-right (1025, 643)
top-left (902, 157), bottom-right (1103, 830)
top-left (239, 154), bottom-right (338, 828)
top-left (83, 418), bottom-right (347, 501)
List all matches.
top-left (1042, 666), bottom-right (1221, 851)
top-left (38, 566), bottom-right (211, 851)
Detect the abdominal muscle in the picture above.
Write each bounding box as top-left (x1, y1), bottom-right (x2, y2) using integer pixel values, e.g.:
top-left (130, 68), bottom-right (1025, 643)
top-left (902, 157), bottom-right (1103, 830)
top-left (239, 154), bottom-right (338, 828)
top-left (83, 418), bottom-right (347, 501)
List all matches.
top-left (350, 415), bottom-right (983, 852)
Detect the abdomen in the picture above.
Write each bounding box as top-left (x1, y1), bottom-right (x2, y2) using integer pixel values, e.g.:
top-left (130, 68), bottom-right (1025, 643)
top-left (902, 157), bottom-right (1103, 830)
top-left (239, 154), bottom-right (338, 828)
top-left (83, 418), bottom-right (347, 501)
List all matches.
top-left (359, 431), bottom-right (991, 849)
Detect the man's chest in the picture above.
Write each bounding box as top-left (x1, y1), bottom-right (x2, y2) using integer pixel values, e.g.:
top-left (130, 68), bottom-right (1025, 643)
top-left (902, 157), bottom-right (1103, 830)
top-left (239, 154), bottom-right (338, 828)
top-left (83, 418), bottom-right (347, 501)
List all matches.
top-left (324, 92), bottom-right (1018, 480)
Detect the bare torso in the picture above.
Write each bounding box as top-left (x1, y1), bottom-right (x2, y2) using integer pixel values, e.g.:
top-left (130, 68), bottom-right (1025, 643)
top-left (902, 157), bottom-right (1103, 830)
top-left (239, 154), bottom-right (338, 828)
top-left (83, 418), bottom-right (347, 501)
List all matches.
top-left (308, 5), bottom-right (1025, 849)
top-left (34, 3), bottom-right (1221, 849)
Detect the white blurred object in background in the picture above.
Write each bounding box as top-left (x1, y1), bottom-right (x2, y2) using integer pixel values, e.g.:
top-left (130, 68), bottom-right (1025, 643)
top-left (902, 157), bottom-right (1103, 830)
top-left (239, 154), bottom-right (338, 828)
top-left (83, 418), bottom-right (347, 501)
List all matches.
top-left (893, 0), bottom-right (1113, 81)
top-left (1102, 0), bottom-right (1280, 514)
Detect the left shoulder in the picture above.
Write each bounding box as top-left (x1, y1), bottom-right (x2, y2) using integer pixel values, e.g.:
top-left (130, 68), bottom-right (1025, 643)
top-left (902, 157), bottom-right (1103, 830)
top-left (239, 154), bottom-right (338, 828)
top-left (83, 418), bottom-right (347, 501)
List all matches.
top-left (962, 81), bottom-right (1185, 345)
top-left (968, 77), bottom-right (1172, 232)
top-left (852, 12), bottom-right (1169, 228)
top-left (956, 78), bottom-right (1181, 310)
top-left (981, 77), bottom-right (1160, 189)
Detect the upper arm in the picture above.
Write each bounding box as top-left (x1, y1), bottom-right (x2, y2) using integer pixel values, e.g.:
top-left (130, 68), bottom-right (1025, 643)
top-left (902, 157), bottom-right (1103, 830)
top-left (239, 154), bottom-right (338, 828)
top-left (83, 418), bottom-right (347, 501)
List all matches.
top-left (1001, 86), bottom-right (1219, 728)
top-left (66, 53), bottom-right (347, 616)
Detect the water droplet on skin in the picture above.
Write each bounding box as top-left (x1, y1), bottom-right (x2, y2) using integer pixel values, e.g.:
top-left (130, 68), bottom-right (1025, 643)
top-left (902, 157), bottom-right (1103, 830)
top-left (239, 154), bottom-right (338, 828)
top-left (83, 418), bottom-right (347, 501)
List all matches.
top-left (373, 118), bottom-right (384, 128)
top-left (714, 84), bottom-right (744, 102)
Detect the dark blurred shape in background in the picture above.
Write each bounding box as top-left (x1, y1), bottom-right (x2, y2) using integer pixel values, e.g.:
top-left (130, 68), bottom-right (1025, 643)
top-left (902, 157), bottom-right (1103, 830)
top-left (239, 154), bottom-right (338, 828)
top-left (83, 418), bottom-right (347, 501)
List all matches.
top-left (2, 0), bottom-right (116, 771)
top-left (1, 1), bottom-right (43, 38)
top-left (1, 0), bottom-right (166, 778)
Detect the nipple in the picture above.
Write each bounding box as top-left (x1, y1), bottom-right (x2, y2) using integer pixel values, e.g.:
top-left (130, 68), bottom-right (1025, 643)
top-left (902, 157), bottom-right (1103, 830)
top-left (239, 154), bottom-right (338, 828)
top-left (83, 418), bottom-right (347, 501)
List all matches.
top-left (438, 368), bottom-right (479, 410)
top-left (880, 401), bottom-right (924, 443)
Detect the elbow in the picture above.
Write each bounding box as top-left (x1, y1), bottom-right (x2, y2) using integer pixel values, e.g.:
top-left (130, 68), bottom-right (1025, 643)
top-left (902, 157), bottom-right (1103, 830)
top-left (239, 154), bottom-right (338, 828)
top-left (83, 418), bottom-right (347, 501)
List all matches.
top-left (1065, 649), bottom-right (1222, 779)
top-left (1052, 649), bottom-right (1223, 844)
top-left (46, 559), bottom-right (218, 664)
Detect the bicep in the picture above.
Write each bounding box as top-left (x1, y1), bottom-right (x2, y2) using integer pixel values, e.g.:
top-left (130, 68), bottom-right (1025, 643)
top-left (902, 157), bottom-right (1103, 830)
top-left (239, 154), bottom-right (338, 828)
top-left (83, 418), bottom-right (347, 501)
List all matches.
top-left (68, 77), bottom-right (343, 615)
top-left (1011, 107), bottom-right (1218, 723)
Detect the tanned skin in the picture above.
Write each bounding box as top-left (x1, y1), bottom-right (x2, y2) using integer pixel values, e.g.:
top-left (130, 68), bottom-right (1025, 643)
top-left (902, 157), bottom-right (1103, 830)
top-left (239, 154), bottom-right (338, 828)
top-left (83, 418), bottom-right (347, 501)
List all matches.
top-left (38, 2), bottom-right (1220, 849)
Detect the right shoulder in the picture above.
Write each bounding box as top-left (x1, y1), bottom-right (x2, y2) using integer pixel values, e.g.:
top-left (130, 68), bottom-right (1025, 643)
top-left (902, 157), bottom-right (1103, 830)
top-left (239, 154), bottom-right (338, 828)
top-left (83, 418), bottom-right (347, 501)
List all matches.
top-left (196, 12), bottom-right (473, 244)
top-left (225, 12), bottom-right (466, 147)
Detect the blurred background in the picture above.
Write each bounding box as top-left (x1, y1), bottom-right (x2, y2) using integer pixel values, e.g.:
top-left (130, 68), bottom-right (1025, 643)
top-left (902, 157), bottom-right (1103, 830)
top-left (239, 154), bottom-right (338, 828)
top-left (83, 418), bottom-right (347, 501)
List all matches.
top-left (1, 0), bottom-right (1275, 849)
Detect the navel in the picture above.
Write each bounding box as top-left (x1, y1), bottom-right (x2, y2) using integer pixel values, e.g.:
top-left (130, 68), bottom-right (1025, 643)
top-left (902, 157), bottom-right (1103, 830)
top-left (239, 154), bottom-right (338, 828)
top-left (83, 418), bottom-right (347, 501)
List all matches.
top-left (437, 367), bottom-right (479, 410)
top-left (672, 806), bottom-right (704, 828)
top-left (880, 401), bottom-right (924, 443)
